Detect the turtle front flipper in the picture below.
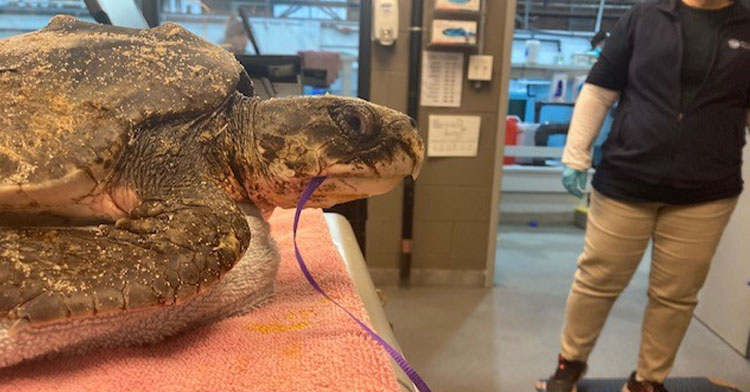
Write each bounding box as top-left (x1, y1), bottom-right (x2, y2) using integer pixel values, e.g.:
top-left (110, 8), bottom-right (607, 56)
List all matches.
top-left (0, 184), bottom-right (250, 366)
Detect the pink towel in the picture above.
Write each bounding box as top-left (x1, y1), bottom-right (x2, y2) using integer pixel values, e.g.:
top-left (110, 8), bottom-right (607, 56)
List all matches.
top-left (0, 209), bottom-right (399, 392)
top-left (298, 50), bottom-right (342, 86)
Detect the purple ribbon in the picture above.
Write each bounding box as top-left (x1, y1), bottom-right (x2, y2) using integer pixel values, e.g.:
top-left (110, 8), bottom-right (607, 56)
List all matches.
top-left (293, 176), bottom-right (432, 392)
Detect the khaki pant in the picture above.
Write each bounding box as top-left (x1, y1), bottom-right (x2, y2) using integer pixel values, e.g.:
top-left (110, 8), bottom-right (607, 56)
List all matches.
top-left (561, 190), bottom-right (737, 382)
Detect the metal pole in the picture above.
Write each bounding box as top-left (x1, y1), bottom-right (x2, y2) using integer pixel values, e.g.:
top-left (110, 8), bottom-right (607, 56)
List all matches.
top-left (400, 0), bottom-right (424, 287)
top-left (358, 0), bottom-right (372, 100)
top-left (83, 0), bottom-right (112, 24)
top-left (472, 0), bottom-right (489, 90)
top-left (141, 0), bottom-right (160, 27)
top-left (476, 0), bottom-right (488, 54)
top-left (524, 0), bottom-right (531, 29)
top-left (238, 7), bottom-right (262, 55)
top-left (594, 0), bottom-right (606, 32)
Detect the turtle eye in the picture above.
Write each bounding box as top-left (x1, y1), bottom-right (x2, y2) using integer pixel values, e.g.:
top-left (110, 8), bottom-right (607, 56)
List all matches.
top-left (344, 110), bottom-right (371, 137)
top-left (331, 105), bottom-right (378, 142)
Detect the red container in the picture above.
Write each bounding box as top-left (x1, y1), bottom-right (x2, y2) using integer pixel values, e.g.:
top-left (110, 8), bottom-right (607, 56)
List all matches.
top-left (504, 116), bottom-right (520, 165)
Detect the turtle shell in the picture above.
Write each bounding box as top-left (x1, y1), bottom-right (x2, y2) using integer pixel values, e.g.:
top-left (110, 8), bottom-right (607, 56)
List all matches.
top-left (0, 15), bottom-right (252, 209)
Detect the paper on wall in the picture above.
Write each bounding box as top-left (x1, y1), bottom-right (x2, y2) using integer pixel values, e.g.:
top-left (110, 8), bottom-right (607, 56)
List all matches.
top-left (428, 115), bottom-right (481, 157)
top-left (435, 0), bottom-right (481, 11)
top-left (431, 20), bottom-right (478, 45)
top-left (420, 51), bottom-right (464, 107)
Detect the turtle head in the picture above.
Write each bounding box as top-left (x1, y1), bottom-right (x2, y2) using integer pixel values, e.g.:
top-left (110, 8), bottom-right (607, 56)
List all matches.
top-left (245, 96), bottom-right (424, 209)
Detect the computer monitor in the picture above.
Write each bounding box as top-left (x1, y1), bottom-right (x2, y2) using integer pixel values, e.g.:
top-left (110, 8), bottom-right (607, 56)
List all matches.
top-left (234, 55), bottom-right (303, 99)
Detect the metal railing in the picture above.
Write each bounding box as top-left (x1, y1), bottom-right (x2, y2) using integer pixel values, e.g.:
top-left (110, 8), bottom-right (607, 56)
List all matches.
top-left (517, 0), bottom-right (648, 32)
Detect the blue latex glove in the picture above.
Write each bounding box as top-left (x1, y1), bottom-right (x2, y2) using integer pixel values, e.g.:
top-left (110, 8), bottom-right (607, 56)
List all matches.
top-left (562, 167), bottom-right (588, 198)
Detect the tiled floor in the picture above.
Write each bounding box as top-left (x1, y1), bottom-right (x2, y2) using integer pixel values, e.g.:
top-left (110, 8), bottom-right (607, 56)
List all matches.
top-left (381, 225), bottom-right (750, 392)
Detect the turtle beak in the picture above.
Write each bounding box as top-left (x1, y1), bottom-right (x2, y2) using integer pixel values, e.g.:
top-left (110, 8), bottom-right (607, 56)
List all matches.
top-left (411, 157), bottom-right (423, 179)
top-left (408, 128), bottom-right (425, 179)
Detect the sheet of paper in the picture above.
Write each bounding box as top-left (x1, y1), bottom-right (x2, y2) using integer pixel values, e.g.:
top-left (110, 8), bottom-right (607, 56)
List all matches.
top-left (431, 20), bottom-right (477, 45)
top-left (420, 51), bottom-right (464, 108)
top-left (428, 115), bottom-right (481, 157)
top-left (435, 0), bottom-right (481, 11)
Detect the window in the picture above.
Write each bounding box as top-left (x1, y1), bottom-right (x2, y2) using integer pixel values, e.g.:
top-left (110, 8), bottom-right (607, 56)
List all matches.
top-left (160, 0), bottom-right (361, 96)
top-left (0, 0), bottom-right (93, 39)
top-left (0, 0), bottom-right (363, 97)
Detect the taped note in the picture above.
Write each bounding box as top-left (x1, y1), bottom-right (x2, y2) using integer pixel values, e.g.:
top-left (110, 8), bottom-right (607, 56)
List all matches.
top-left (428, 115), bottom-right (481, 157)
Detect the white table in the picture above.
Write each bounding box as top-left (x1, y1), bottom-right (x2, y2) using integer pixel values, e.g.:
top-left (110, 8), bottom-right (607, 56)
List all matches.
top-left (324, 213), bottom-right (417, 392)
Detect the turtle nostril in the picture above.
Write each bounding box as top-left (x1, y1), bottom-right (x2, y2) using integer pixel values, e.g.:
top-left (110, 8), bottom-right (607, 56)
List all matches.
top-left (409, 117), bottom-right (418, 128)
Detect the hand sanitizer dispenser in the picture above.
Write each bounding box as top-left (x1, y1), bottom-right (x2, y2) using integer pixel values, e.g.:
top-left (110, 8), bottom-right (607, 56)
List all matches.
top-left (373, 0), bottom-right (399, 46)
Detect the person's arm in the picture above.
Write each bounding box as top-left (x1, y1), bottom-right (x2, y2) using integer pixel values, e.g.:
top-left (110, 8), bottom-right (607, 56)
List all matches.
top-left (561, 84), bottom-right (619, 198)
top-left (585, 4), bottom-right (638, 91)
top-left (560, 7), bottom-right (636, 197)
top-left (562, 84), bottom-right (620, 170)
top-left (563, 4), bottom-right (638, 170)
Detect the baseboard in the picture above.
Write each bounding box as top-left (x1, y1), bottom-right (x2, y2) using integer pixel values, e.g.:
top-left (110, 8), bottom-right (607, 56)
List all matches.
top-left (499, 211), bottom-right (574, 225)
top-left (369, 267), bottom-right (487, 287)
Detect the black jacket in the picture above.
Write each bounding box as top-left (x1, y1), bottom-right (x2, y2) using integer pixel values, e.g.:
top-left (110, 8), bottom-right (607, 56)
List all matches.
top-left (588, 0), bottom-right (750, 204)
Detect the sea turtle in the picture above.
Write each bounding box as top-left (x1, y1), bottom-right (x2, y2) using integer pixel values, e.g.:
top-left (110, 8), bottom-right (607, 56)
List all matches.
top-left (0, 15), bottom-right (424, 367)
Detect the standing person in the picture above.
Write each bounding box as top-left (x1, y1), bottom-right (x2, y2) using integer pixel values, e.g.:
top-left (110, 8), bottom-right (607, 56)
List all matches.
top-left (536, 0), bottom-right (750, 391)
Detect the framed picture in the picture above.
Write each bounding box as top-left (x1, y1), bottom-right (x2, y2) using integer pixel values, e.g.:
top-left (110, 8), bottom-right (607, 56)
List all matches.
top-left (435, 0), bottom-right (481, 12)
top-left (431, 20), bottom-right (478, 45)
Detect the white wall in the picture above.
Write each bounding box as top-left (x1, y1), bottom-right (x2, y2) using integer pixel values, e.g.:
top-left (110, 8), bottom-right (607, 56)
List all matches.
top-left (695, 146), bottom-right (750, 357)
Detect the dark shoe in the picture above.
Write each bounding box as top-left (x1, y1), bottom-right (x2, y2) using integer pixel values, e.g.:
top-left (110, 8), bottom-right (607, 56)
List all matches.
top-left (622, 371), bottom-right (669, 392)
top-left (534, 354), bottom-right (588, 392)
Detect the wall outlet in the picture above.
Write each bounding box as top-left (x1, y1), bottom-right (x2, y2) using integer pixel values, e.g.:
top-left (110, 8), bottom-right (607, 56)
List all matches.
top-left (468, 55), bottom-right (493, 81)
